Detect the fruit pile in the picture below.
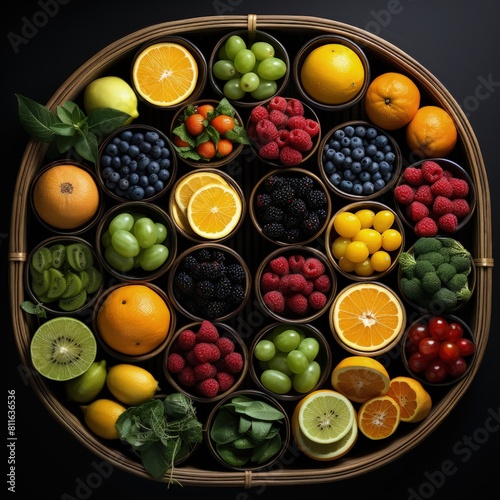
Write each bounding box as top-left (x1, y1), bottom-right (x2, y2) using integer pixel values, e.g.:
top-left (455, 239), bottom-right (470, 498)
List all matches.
top-left (404, 316), bottom-right (475, 384)
top-left (171, 98), bottom-right (249, 163)
top-left (212, 34), bottom-right (287, 101)
top-left (394, 159), bottom-right (472, 236)
top-left (247, 96), bottom-right (320, 166)
top-left (260, 253), bottom-right (332, 318)
top-left (165, 320), bottom-right (244, 398)
top-left (254, 172), bottom-right (329, 243)
top-left (29, 241), bottom-right (102, 312)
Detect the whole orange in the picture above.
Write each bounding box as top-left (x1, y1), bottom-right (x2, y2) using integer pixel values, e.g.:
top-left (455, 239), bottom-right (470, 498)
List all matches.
top-left (364, 72), bottom-right (420, 130)
top-left (406, 105), bottom-right (457, 158)
top-left (32, 164), bottom-right (100, 230)
top-left (96, 284), bottom-right (171, 356)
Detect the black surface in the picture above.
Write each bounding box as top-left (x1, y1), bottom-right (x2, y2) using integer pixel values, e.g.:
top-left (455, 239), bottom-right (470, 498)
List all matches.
top-left (4, 1), bottom-right (499, 499)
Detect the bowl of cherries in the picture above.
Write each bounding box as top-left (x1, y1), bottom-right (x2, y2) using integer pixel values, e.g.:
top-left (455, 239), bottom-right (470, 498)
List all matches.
top-left (401, 314), bottom-right (476, 386)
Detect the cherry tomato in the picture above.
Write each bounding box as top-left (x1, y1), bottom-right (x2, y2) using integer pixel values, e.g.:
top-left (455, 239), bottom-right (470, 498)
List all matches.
top-left (408, 351), bottom-right (430, 373)
top-left (438, 341), bottom-right (461, 364)
top-left (456, 338), bottom-right (475, 357)
top-left (425, 359), bottom-right (448, 383)
top-left (447, 357), bottom-right (468, 378)
top-left (408, 323), bottom-right (429, 347)
top-left (427, 316), bottom-right (450, 341)
top-left (419, 337), bottom-right (440, 358)
top-left (446, 322), bottom-right (464, 342)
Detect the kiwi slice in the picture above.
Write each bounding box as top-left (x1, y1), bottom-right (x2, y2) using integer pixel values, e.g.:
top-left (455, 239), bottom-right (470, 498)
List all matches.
top-left (58, 289), bottom-right (87, 312)
top-left (60, 272), bottom-right (83, 299)
top-left (30, 246), bottom-right (53, 274)
top-left (66, 243), bottom-right (94, 271)
top-left (49, 243), bottom-right (66, 269)
top-left (85, 266), bottom-right (103, 294)
top-left (46, 268), bottom-right (67, 299)
top-left (30, 317), bottom-right (97, 381)
top-left (78, 270), bottom-right (89, 291)
top-left (31, 269), bottom-right (50, 297)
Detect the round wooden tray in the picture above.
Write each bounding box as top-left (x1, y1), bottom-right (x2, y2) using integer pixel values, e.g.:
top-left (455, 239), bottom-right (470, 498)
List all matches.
top-left (8, 14), bottom-right (493, 488)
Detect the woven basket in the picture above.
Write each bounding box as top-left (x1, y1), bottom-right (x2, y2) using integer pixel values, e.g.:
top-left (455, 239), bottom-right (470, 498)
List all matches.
top-left (9, 14), bottom-right (494, 488)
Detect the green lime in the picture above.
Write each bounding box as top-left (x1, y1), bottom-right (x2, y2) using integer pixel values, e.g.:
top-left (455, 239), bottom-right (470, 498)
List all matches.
top-left (65, 360), bottom-right (107, 403)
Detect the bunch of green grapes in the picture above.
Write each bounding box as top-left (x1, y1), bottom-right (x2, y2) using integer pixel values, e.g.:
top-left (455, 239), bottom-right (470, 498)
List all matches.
top-left (212, 35), bottom-right (287, 100)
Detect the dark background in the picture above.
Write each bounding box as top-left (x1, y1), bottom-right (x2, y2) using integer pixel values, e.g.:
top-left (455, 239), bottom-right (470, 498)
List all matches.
top-left (4, 1), bottom-right (499, 499)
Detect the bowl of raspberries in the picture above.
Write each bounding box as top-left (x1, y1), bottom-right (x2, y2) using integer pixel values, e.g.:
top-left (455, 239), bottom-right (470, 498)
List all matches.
top-left (255, 245), bottom-right (337, 323)
top-left (168, 244), bottom-right (251, 322)
top-left (249, 168), bottom-right (332, 245)
top-left (246, 96), bottom-right (321, 167)
top-left (163, 320), bottom-right (248, 402)
top-left (393, 158), bottom-right (476, 236)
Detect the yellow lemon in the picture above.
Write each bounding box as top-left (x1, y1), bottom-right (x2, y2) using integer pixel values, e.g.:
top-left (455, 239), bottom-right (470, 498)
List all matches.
top-left (106, 364), bottom-right (159, 405)
top-left (81, 398), bottom-right (127, 440)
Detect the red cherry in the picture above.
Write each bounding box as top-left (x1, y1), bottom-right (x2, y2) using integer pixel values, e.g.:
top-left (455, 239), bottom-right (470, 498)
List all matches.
top-left (408, 323), bottom-right (430, 347)
top-left (438, 341), bottom-right (461, 364)
top-left (419, 337), bottom-right (440, 359)
top-left (446, 322), bottom-right (464, 342)
top-left (408, 351), bottom-right (430, 373)
top-left (456, 338), bottom-right (475, 357)
top-left (447, 357), bottom-right (468, 378)
top-left (425, 359), bottom-right (448, 383)
top-left (428, 316), bottom-right (450, 341)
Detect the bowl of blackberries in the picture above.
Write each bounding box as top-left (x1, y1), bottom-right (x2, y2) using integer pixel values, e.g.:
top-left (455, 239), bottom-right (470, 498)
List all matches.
top-left (249, 168), bottom-right (332, 246)
top-left (97, 124), bottom-right (177, 202)
top-left (167, 244), bottom-right (251, 322)
top-left (318, 120), bottom-right (402, 200)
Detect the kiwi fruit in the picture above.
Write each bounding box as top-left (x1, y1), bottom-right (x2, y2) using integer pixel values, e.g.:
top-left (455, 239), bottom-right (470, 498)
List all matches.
top-left (31, 269), bottom-right (50, 296)
top-left (30, 317), bottom-right (97, 381)
top-left (60, 272), bottom-right (83, 299)
top-left (85, 266), bottom-right (103, 294)
top-left (49, 243), bottom-right (66, 269)
top-left (31, 247), bottom-right (53, 273)
top-left (59, 289), bottom-right (88, 311)
top-left (67, 243), bottom-right (94, 271)
top-left (46, 268), bottom-right (67, 299)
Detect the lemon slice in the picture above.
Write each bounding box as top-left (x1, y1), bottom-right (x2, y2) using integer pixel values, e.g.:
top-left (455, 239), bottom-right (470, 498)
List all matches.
top-left (297, 389), bottom-right (356, 444)
top-left (187, 183), bottom-right (242, 239)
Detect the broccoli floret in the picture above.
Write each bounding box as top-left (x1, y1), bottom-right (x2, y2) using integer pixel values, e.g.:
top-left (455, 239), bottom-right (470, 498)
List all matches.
top-left (399, 277), bottom-right (423, 302)
top-left (457, 285), bottom-right (472, 301)
top-left (398, 252), bottom-right (416, 278)
top-left (447, 273), bottom-right (468, 292)
top-left (432, 288), bottom-right (458, 312)
top-left (421, 272), bottom-right (442, 295)
top-left (450, 254), bottom-right (472, 275)
top-left (438, 246), bottom-right (452, 262)
top-left (416, 251), bottom-right (446, 268)
top-left (436, 262), bottom-right (457, 283)
top-left (414, 259), bottom-right (436, 279)
top-left (413, 237), bottom-right (443, 256)
top-left (439, 237), bottom-right (468, 253)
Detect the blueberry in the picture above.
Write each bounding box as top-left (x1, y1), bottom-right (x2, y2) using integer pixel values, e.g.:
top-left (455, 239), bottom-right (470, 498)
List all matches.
top-left (144, 185), bottom-right (156, 198)
top-left (374, 179), bottom-right (386, 191)
top-left (330, 139), bottom-right (341, 151)
top-left (324, 161), bottom-right (335, 174)
top-left (344, 126), bottom-right (355, 137)
top-left (155, 138), bottom-right (165, 148)
top-left (111, 156), bottom-right (122, 169)
top-left (366, 128), bottom-right (378, 139)
top-left (140, 141), bottom-right (152, 154)
top-left (145, 131), bottom-right (160, 143)
top-left (106, 143), bottom-right (118, 156)
top-left (139, 175), bottom-right (149, 188)
top-left (365, 144), bottom-right (377, 157)
top-left (351, 147), bottom-right (365, 161)
top-left (351, 162), bottom-right (362, 175)
top-left (138, 156), bottom-right (150, 170)
top-left (118, 140), bottom-right (129, 153)
top-left (372, 171), bottom-right (382, 182)
top-left (383, 144), bottom-right (393, 153)
top-left (119, 166), bottom-right (130, 177)
top-left (339, 179), bottom-right (353, 192)
top-left (147, 161), bottom-right (160, 175)
top-left (363, 182), bottom-right (375, 194)
top-left (118, 178), bottom-right (130, 191)
top-left (120, 130), bottom-right (133, 141)
top-left (351, 136), bottom-right (363, 148)
top-left (160, 147), bottom-right (171, 159)
top-left (109, 171), bottom-right (120, 183)
top-left (375, 135), bottom-right (389, 148)
top-left (132, 133), bottom-right (144, 145)
top-left (352, 182), bottom-right (364, 195)
top-left (324, 148), bottom-right (336, 160)
top-left (154, 180), bottom-right (164, 192)
top-left (151, 145), bottom-right (162, 159)
top-left (367, 161), bottom-right (379, 174)
top-left (343, 156), bottom-right (353, 168)
top-left (361, 156), bottom-right (373, 169)
top-left (341, 136), bottom-right (351, 147)
top-left (149, 173), bottom-right (159, 184)
top-left (128, 145), bottom-right (140, 157)
top-left (374, 150), bottom-right (385, 162)
top-left (105, 179), bottom-right (117, 190)
top-left (129, 186), bottom-right (145, 200)
top-left (112, 137), bottom-right (121, 145)
top-left (333, 129), bottom-right (345, 140)
top-left (385, 151), bottom-right (396, 163)
top-left (355, 126), bottom-right (366, 137)
top-left (159, 158), bottom-right (171, 169)
top-left (358, 171), bottom-right (371, 183)
top-left (101, 166), bottom-right (113, 179)
top-left (379, 161), bottom-right (391, 175)
top-left (329, 172), bottom-right (342, 186)
top-left (158, 169), bottom-right (170, 181)
top-left (121, 154), bottom-right (131, 167)
top-left (341, 147), bottom-right (351, 157)
top-left (129, 173), bottom-right (139, 185)
top-left (333, 152), bottom-right (345, 165)
top-left (343, 169), bottom-right (356, 181)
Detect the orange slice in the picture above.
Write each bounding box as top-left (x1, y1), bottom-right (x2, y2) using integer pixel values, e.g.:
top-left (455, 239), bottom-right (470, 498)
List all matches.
top-left (331, 282), bottom-right (405, 353)
top-left (358, 395), bottom-right (401, 440)
top-left (331, 356), bottom-right (390, 403)
top-left (132, 42), bottom-right (198, 107)
top-left (186, 183), bottom-right (242, 239)
top-left (385, 376), bottom-right (432, 423)
top-left (170, 197), bottom-right (195, 236)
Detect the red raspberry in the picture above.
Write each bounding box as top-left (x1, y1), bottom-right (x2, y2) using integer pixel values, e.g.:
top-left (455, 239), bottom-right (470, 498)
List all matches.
top-left (285, 98), bottom-right (304, 116)
top-left (224, 352), bottom-right (244, 374)
top-left (260, 271), bottom-right (280, 292)
top-left (414, 184), bottom-right (434, 205)
top-left (302, 257), bottom-right (325, 278)
top-left (178, 366), bottom-right (196, 387)
top-left (259, 141), bottom-right (280, 160)
top-left (449, 177), bottom-right (469, 198)
top-left (304, 119), bottom-right (320, 137)
top-left (403, 167), bottom-right (424, 186)
top-left (268, 96), bottom-right (287, 112)
top-left (269, 255), bottom-right (289, 275)
top-left (394, 184), bottom-right (415, 205)
top-left (197, 378), bottom-right (219, 398)
top-left (438, 213), bottom-right (458, 233)
top-left (314, 274), bottom-right (331, 293)
top-left (216, 371), bottom-right (235, 392)
top-left (268, 109), bottom-right (289, 129)
top-left (432, 195), bottom-right (453, 215)
top-left (177, 329), bottom-right (196, 350)
top-left (279, 146), bottom-right (303, 166)
top-left (406, 201), bottom-right (429, 222)
top-left (287, 129), bottom-right (313, 152)
top-left (421, 160), bottom-right (443, 183)
top-left (247, 122), bottom-right (257, 141)
top-left (452, 198), bottom-right (470, 219)
top-left (166, 353), bottom-right (185, 374)
top-left (249, 105), bottom-right (269, 123)
top-left (287, 273), bottom-right (307, 292)
top-left (287, 115), bottom-right (307, 130)
top-left (193, 361), bottom-right (217, 381)
top-left (256, 119), bottom-right (279, 143)
top-left (308, 291), bottom-right (327, 310)
top-left (262, 290), bottom-right (285, 313)
top-left (288, 254), bottom-right (305, 273)
top-left (185, 349), bottom-right (198, 366)
top-left (302, 279), bottom-right (315, 296)
top-left (215, 337), bottom-right (235, 357)
top-left (442, 169), bottom-right (453, 178)
top-left (431, 178), bottom-right (454, 198)
top-left (197, 320), bottom-right (219, 343)
top-left (414, 216), bottom-right (438, 237)
top-left (285, 293), bottom-right (309, 315)
top-left (193, 342), bottom-right (221, 363)
top-left (275, 129), bottom-right (290, 149)
top-left (277, 274), bottom-right (292, 294)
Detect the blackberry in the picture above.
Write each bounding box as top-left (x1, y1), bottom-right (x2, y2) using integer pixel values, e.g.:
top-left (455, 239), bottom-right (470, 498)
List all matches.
top-left (314, 208), bottom-right (328, 222)
top-left (255, 193), bottom-right (272, 208)
top-left (173, 272), bottom-right (194, 295)
top-left (264, 175), bottom-right (285, 192)
top-left (183, 255), bottom-right (199, 272)
top-left (211, 250), bottom-right (226, 263)
top-left (306, 189), bottom-right (328, 210)
top-left (195, 261), bottom-right (224, 280)
top-left (227, 263), bottom-right (246, 282)
top-left (263, 205), bottom-right (284, 223)
top-left (215, 277), bottom-right (233, 300)
top-left (288, 198), bottom-right (308, 217)
top-left (302, 212), bottom-right (321, 234)
top-left (284, 213), bottom-right (300, 228)
top-left (295, 175), bottom-right (315, 196)
top-left (262, 222), bottom-right (285, 239)
top-left (271, 184), bottom-right (295, 206)
top-left (195, 280), bottom-right (215, 301)
top-left (285, 227), bottom-right (303, 242)
top-left (203, 301), bottom-right (228, 319)
top-left (196, 249), bottom-right (212, 262)
top-left (230, 284), bottom-right (246, 304)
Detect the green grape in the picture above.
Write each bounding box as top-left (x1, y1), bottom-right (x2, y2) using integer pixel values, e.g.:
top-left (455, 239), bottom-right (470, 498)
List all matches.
top-left (213, 59), bottom-right (239, 81)
top-left (250, 79), bottom-right (278, 100)
top-left (101, 230), bottom-right (112, 248)
top-left (223, 78), bottom-right (246, 100)
top-left (267, 351), bottom-right (293, 376)
top-left (298, 337), bottom-right (320, 362)
top-left (240, 72), bottom-right (260, 92)
top-left (233, 49), bottom-right (256, 74)
top-left (155, 222), bottom-right (167, 244)
top-left (257, 57), bottom-right (287, 80)
top-left (139, 244), bottom-right (169, 271)
top-left (286, 349), bottom-right (309, 374)
top-left (111, 229), bottom-right (140, 258)
top-left (133, 217), bottom-right (157, 249)
top-left (260, 369), bottom-right (292, 394)
top-left (104, 245), bottom-right (134, 273)
top-left (224, 35), bottom-right (246, 60)
top-left (292, 361), bottom-right (321, 393)
top-left (251, 41), bottom-right (275, 60)
top-left (254, 339), bottom-right (276, 362)
top-left (218, 44), bottom-right (228, 60)
top-left (274, 329), bottom-right (301, 353)
top-left (108, 212), bottom-right (134, 235)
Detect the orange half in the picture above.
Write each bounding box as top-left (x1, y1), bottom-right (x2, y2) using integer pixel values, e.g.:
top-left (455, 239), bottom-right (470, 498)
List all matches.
top-left (358, 395), bottom-right (401, 440)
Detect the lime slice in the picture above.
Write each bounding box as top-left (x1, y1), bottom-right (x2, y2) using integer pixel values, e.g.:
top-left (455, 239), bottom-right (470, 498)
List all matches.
top-left (30, 317), bottom-right (97, 381)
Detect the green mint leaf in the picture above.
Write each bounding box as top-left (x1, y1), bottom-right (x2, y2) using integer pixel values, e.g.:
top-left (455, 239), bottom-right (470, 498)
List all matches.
top-left (56, 104), bottom-right (74, 125)
top-left (87, 107), bottom-right (130, 137)
top-left (140, 440), bottom-right (170, 480)
top-left (20, 301), bottom-right (46, 318)
top-left (241, 400), bottom-right (285, 421)
top-left (49, 122), bottom-right (76, 137)
top-left (55, 134), bottom-right (75, 154)
top-left (16, 94), bottom-right (60, 143)
top-left (215, 97), bottom-right (237, 117)
top-left (73, 131), bottom-right (98, 164)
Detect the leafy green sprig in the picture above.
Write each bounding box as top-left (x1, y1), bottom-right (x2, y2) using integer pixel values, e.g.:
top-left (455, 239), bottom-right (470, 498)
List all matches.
top-left (16, 94), bottom-right (131, 164)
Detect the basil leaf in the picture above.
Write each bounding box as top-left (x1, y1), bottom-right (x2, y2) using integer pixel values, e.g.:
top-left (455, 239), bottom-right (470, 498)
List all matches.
top-left (73, 132), bottom-right (98, 164)
top-left (16, 94), bottom-right (59, 142)
top-left (50, 122), bottom-right (76, 137)
top-left (87, 107), bottom-right (130, 137)
top-left (242, 400), bottom-right (285, 421)
top-left (55, 135), bottom-right (75, 154)
top-left (250, 420), bottom-right (273, 442)
top-left (140, 440), bottom-right (170, 480)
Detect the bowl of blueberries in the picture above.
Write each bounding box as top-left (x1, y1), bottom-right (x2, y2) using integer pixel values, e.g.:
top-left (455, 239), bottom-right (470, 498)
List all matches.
top-left (318, 121), bottom-right (402, 200)
top-left (97, 124), bottom-right (177, 203)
